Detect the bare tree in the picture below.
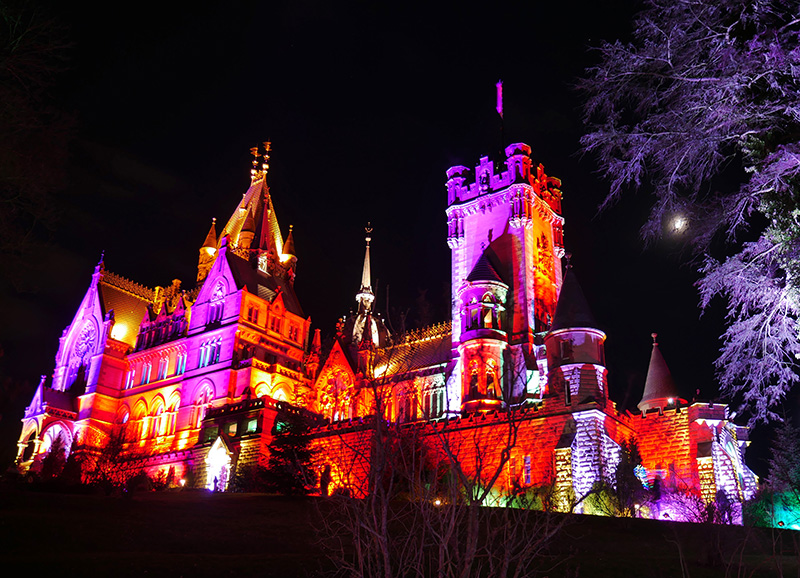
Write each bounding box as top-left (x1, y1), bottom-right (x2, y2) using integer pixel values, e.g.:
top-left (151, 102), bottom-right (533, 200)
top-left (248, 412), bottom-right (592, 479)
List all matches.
top-left (316, 335), bottom-right (572, 577)
top-left (580, 0), bottom-right (800, 423)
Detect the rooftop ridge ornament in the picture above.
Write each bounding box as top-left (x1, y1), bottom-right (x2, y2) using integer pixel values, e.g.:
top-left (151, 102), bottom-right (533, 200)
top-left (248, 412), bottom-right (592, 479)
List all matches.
top-left (249, 141), bottom-right (272, 184)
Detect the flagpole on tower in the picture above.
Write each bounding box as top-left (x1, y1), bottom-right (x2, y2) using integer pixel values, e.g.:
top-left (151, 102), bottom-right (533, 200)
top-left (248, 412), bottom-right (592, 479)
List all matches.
top-left (496, 79), bottom-right (505, 152)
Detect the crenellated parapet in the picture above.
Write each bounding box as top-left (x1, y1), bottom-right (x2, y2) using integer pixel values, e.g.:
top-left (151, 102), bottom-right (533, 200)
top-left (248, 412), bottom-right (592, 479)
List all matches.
top-left (445, 143), bottom-right (562, 214)
top-left (102, 270), bottom-right (155, 302)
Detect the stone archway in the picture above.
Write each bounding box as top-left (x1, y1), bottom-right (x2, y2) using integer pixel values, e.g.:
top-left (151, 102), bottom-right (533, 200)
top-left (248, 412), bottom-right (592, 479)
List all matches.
top-left (205, 436), bottom-right (232, 492)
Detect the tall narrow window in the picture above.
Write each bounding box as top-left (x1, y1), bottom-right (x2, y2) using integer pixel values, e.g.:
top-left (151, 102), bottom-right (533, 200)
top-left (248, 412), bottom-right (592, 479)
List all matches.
top-left (247, 305), bottom-right (259, 323)
top-left (140, 363), bottom-right (151, 385)
top-left (125, 369), bottom-right (135, 389)
top-left (524, 455), bottom-right (532, 485)
top-left (157, 357), bottom-right (168, 381)
top-left (199, 343), bottom-right (207, 368)
top-left (212, 339), bottom-right (222, 364)
top-left (176, 351), bottom-right (187, 375)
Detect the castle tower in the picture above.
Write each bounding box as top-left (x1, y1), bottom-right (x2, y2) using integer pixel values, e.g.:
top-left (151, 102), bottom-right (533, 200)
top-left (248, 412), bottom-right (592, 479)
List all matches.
top-left (544, 265), bottom-right (607, 405)
top-left (638, 333), bottom-right (686, 412)
top-left (445, 143), bottom-right (565, 410)
top-left (446, 143), bottom-right (564, 350)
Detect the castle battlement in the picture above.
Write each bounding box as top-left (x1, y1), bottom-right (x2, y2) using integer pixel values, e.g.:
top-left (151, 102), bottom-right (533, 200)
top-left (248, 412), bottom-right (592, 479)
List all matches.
top-left (446, 142), bottom-right (561, 215)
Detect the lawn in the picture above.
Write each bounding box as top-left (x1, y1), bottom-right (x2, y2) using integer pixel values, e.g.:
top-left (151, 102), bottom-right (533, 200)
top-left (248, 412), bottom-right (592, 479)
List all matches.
top-left (0, 488), bottom-right (797, 577)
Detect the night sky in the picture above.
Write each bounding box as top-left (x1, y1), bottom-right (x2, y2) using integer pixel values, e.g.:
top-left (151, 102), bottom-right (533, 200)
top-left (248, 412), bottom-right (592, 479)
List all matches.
top-left (2, 1), bottom-right (760, 470)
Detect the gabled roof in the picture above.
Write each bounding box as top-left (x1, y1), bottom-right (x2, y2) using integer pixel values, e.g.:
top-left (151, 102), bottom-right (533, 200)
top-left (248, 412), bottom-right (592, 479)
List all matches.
top-left (224, 248), bottom-right (304, 317)
top-left (638, 334), bottom-right (682, 412)
top-left (550, 267), bottom-right (598, 331)
top-left (97, 271), bottom-right (153, 348)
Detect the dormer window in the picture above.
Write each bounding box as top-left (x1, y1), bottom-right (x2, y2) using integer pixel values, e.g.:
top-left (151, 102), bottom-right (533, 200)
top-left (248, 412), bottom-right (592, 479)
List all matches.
top-left (207, 282), bottom-right (225, 325)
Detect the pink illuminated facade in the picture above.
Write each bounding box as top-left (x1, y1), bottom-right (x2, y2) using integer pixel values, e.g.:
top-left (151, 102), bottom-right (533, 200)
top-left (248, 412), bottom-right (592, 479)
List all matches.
top-left (15, 141), bottom-right (757, 521)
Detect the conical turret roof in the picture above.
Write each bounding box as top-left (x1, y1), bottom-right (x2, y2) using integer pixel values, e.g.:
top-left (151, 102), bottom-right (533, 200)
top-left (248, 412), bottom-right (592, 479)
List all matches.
top-left (202, 218), bottom-right (217, 249)
top-left (466, 252), bottom-right (503, 283)
top-left (638, 333), bottom-right (682, 412)
top-left (550, 267), bottom-right (598, 331)
top-left (283, 225), bottom-right (296, 258)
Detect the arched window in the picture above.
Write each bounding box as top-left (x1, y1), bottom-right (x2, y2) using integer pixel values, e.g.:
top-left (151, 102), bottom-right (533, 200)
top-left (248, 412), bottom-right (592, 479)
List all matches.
top-left (486, 360), bottom-right (499, 399)
top-left (151, 397), bottom-right (166, 437)
top-left (167, 392), bottom-right (181, 435)
top-left (132, 400), bottom-right (148, 440)
top-left (194, 384), bottom-right (214, 429)
top-left (207, 282), bottom-right (225, 325)
top-left (469, 362), bottom-right (480, 399)
top-left (40, 423), bottom-right (71, 458)
top-left (117, 406), bottom-right (130, 426)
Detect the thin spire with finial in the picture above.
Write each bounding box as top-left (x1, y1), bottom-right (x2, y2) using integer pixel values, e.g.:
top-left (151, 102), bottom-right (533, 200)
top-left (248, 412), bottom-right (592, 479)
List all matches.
top-left (356, 223), bottom-right (375, 312)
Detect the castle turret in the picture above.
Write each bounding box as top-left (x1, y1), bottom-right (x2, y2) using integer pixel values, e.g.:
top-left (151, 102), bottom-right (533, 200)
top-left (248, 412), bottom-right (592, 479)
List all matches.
top-left (638, 333), bottom-right (685, 412)
top-left (457, 252), bottom-right (509, 413)
top-left (544, 265), bottom-right (607, 405)
top-left (197, 218), bottom-right (217, 282)
top-left (446, 143), bottom-right (564, 353)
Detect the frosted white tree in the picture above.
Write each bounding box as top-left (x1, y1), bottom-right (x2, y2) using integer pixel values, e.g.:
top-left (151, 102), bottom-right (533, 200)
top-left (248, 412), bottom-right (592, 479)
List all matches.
top-left (581, 0), bottom-right (800, 423)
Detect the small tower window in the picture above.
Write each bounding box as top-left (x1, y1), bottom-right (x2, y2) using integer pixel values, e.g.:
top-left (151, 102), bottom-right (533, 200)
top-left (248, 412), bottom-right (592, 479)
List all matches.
top-left (469, 368), bottom-right (479, 399)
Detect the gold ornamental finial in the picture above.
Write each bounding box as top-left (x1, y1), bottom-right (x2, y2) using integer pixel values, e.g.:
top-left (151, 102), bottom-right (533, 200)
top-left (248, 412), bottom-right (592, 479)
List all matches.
top-left (262, 141), bottom-right (272, 173)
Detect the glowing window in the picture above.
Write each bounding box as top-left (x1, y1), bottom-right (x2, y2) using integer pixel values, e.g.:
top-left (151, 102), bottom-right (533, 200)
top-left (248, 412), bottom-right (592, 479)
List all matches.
top-left (157, 357), bottom-right (168, 381)
top-left (140, 363), bottom-right (152, 385)
top-left (524, 455), bottom-right (532, 485)
top-left (176, 352), bottom-right (187, 375)
top-left (245, 418), bottom-right (258, 434)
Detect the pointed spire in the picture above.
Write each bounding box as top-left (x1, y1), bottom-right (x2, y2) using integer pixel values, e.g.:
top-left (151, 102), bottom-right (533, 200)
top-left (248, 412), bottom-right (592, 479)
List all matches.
top-left (283, 225), bottom-right (296, 259)
top-left (203, 218), bottom-right (218, 249)
top-left (356, 224), bottom-right (375, 312)
top-left (311, 327), bottom-right (321, 354)
top-left (241, 209), bottom-right (256, 235)
top-left (550, 264), bottom-right (598, 331)
top-left (638, 333), bottom-right (683, 412)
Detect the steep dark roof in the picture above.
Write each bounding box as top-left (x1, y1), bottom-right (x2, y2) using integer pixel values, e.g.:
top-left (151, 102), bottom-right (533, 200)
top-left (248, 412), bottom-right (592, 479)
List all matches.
top-left (98, 273), bottom-right (153, 348)
top-left (550, 268), bottom-right (598, 331)
top-left (373, 322), bottom-right (452, 377)
top-left (638, 337), bottom-right (681, 411)
top-left (466, 252), bottom-right (503, 283)
top-left (224, 249), bottom-right (304, 317)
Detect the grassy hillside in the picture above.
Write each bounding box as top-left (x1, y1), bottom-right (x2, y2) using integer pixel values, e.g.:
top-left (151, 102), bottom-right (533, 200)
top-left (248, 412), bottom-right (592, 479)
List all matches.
top-left (0, 489), bottom-right (797, 577)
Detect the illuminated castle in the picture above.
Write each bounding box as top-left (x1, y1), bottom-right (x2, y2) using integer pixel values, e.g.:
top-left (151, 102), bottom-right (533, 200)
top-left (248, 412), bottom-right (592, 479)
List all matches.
top-left (15, 142), bottom-right (757, 519)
